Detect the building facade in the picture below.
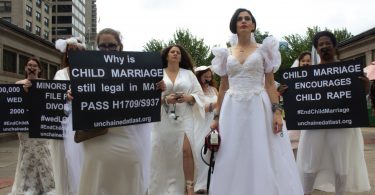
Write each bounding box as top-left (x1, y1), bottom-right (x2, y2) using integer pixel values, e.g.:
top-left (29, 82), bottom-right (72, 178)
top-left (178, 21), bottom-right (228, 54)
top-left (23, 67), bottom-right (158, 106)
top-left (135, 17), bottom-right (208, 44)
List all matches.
top-left (338, 27), bottom-right (375, 66)
top-left (0, 0), bottom-right (97, 45)
top-left (0, 0), bottom-right (97, 83)
top-left (51, 0), bottom-right (88, 43)
top-left (0, 0), bottom-right (52, 41)
top-left (85, 0), bottom-right (97, 50)
top-left (0, 19), bottom-right (61, 83)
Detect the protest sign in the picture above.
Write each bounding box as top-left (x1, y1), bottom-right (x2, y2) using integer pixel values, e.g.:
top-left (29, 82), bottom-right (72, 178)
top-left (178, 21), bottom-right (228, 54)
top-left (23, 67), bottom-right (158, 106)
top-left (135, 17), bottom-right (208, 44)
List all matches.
top-left (280, 59), bottom-right (369, 129)
top-left (68, 51), bottom-right (163, 130)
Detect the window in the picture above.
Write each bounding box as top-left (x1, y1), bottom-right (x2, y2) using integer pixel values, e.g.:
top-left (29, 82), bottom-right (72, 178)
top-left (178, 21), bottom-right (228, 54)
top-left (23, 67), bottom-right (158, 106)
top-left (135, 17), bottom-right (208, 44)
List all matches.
top-left (57, 4), bottom-right (72, 12)
top-left (3, 50), bottom-right (17, 73)
top-left (1, 17), bottom-right (11, 22)
top-left (43, 30), bottom-right (49, 40)
top-left (35, 25), bottom-right (41, 36)
top-left (44, 4), bottom-right (49, 13)
top-left (44, 17), bottom-right (49, 27)
top-left (26, 5), bottom-right (32, 16)
top-left (36, 11), bottom-right (41, 21)
top-left (53, 27), bottom-right (71, 35)
top-left (49, 64), bottom-right (58, 79)
top-left (41, 61), bottom-right (48, 79)
top-left (36, 0), bottom-right (41, 8)
top-left (25, 20), bottom-right (32, 31)
top-left (0, 1), bottom-right (11, 12)
top-left (57, 16), bottom-right (72, 23)
top-left (18, 55), bottom-right (30, 75)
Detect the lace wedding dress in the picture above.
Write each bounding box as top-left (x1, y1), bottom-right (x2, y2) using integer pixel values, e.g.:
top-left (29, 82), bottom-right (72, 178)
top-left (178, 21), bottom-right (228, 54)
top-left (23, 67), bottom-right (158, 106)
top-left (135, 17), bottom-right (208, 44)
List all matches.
top-left (209, 37), bottom-right (303, 195)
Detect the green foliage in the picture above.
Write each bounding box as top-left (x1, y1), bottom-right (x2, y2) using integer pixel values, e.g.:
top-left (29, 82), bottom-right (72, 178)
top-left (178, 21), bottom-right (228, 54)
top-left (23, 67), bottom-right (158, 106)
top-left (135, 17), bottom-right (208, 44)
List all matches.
top-left (143, 39), bottom-right (166, 53)
top-left (143, 29), bottom-right (213, 67)
top-left (254, 28), bottom-right (269, 43)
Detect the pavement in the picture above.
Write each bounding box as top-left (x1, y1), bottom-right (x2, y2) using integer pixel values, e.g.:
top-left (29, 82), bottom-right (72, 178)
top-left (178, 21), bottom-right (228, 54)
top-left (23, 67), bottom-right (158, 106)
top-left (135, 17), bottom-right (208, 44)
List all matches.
top-left (1, 129), bottom-right (375, 195)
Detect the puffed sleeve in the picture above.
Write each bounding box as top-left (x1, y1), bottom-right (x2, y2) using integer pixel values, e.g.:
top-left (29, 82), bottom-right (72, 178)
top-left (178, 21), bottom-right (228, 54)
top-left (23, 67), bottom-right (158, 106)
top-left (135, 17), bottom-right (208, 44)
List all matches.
top-left (260, 36), bottom-right (281, 73)
top-left (211, 47), bottom-right (229, 76)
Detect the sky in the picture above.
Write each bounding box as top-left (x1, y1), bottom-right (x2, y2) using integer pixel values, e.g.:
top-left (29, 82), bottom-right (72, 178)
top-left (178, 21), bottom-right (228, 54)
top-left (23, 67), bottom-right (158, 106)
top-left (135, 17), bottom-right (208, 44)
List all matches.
top-left (96, 0), bottom-right (375, 51)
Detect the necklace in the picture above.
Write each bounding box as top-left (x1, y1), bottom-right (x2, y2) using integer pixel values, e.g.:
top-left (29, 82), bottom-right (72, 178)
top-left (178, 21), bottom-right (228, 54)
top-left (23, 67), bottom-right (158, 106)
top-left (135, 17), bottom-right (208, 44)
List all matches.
top-left (237, 46), bottom-right (247, 53)
top-left (237, 43), bottom-right (256, 53)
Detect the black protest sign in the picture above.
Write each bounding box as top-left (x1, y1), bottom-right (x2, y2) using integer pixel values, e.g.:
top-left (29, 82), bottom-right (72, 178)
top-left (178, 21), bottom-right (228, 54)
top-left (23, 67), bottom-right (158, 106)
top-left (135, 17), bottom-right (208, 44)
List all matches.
top-left (280, 59), bottom-right (369, 129)
top-left (28, 80), bottom-right (69, 139)
top-left (68, 51), bottom-right (163, 130)
top-left (0, 84), bottom-right (29, 133)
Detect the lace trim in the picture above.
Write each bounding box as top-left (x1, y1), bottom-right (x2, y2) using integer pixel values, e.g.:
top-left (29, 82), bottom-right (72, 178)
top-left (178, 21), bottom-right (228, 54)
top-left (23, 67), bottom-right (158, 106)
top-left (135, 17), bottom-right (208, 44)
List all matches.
top-left (226, 88), bottom-right (264, 101)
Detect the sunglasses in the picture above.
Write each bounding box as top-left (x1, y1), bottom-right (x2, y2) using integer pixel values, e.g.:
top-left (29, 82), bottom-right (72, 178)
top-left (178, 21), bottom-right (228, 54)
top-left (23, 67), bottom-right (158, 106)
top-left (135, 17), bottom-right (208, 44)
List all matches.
top-left (98, 43), bottom-right (118, 51)
top-left (237, 16), bottom-right (251, 22)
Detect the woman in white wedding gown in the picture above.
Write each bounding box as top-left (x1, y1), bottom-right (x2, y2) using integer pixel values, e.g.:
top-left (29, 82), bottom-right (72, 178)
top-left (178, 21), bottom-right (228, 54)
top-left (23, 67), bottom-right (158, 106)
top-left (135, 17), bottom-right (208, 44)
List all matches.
top-left (209, 8), bottom-right (303, 195)
top-left (193, 66), bottom-right (218, 193)
top-left (11, 57), bottom-right (55, 195)
top-left (149, 45), bottom-right (205, 195)
top-left (53, 37), bottom-right (86, 195)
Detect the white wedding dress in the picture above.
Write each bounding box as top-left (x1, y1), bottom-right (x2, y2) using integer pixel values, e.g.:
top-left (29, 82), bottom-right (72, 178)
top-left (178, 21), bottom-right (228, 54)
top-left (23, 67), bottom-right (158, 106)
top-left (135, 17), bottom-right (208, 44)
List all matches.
top-left (149, 68), bottom-right (205, 195)
top-left (51, 68), bottom-right (73, 195)
top-left (194, 86), bottom-right (217, 192)
top-left (209, 37), bottom-right (303, 195)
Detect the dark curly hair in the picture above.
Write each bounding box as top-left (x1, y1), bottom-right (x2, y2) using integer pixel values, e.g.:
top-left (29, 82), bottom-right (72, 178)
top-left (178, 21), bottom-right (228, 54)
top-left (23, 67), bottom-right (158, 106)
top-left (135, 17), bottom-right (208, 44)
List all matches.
top-left (313, 31), bottom-right (337, 49)
top-left (161, 44), bottom-right (195, 72)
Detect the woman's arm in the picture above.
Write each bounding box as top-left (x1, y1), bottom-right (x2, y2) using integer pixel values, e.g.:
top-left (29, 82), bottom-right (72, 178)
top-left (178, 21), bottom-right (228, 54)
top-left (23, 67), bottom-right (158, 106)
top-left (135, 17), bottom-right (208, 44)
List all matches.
top-left (210, 75), bottom-right (229, 130)
top-left (265, 72), bottom-right (283, 134)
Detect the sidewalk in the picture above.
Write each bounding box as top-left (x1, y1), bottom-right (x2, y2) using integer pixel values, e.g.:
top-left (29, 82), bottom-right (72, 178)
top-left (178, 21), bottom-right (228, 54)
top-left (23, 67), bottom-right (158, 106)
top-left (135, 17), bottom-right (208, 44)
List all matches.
top-left (1, 129), bottom-right (375, 195)
top-left (0, 134), bottom-right (18, 195)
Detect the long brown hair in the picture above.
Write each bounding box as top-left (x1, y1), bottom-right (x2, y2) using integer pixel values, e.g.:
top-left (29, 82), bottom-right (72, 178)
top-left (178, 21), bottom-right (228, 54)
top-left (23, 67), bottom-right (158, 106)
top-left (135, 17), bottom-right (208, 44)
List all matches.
top-left (161, 44), bottom-right (195, 72)
top-left (195, 68), bottom-right (216, 88)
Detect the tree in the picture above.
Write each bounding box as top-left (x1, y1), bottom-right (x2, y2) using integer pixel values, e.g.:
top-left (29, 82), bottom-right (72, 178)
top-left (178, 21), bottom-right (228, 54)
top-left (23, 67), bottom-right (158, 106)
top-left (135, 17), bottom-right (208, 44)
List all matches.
top-left (143, 29), bottom-right (213, 67)
top-left (254, 28), bottom-right (269, 43)
top-left (143, 39), bottom-right (166, 53)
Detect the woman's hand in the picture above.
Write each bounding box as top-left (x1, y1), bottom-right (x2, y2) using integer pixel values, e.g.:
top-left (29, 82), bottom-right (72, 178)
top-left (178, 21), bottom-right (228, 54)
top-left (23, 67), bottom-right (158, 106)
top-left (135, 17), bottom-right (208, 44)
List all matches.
top-left (277, 84), bottom-right (288, 95)
top-left (16, 79), bottom-right (32, 92)
top-left (67, 89), bottom-right (74, 101)
top-left (176, 94), bottom-right (195, 104)
top-left (272, 110), bottom-right (283, 134)
top-left (156, 80), bottom-right (166, 91)
top-left (165, 94), bottom-right (177, 104)
top-left (210, 119), bottom-right (219, 131)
